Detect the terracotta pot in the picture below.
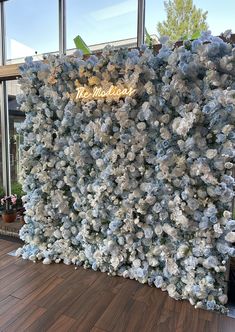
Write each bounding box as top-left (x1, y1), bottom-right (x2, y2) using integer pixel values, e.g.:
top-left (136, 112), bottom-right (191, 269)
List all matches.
top-left (2, 211), bottom-right (17, 223)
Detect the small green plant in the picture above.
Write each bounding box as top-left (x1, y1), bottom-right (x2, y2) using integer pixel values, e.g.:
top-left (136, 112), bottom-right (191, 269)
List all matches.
top-left (11, 182), bottom-right (25, 198)
top-left (145, 28), bottom-right (153, 48)
top-left (11, 182), bottom-right (25, 208)
top-left (1, 195), bottom-right (17, 213)
top-left (0, 182), bottom-right (25, 211)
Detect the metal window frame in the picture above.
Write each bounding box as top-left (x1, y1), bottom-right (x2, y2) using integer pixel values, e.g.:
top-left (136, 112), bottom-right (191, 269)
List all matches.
top-left (59, 0), bottom-right (66, 55)
top-left (0, 0), bottom-right (11, 196)
top-left (137, 0), bottom-right (145, 47)
top-left (0, 0), bottom-right (67, 196)
top-left (0, 0), bottom-right (144, 197)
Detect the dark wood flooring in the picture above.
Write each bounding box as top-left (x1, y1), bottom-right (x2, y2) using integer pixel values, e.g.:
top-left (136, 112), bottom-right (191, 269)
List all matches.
top-left (0, 238), bottom-right (234, 332)
top-left (0, 218), bottom-right (23, 238)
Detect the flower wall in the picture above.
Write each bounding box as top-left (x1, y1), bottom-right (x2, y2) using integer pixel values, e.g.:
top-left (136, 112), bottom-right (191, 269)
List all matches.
top-left (16, 33), bottom-right (235, 312)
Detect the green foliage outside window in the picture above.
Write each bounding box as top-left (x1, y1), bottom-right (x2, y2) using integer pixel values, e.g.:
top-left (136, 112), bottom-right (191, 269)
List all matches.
top-left (157, 0), bottom-right (208, 43)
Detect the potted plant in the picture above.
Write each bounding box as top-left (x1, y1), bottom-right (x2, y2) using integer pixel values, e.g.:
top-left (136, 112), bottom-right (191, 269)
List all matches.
top-left (1, 194), bottom-right (17, 223)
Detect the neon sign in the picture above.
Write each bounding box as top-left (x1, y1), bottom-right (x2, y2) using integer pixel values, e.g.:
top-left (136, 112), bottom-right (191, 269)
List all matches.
top-left (75, 85), bottom-right (136, 100)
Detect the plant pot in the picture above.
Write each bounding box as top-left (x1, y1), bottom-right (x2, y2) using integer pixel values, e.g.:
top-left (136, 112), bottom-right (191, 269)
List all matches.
top-left (2, 211), bottom-right (17, 223)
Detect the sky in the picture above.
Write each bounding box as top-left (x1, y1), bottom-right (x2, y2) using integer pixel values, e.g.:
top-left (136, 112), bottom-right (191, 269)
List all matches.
top-left (5, 0), bottom-right (235, 60)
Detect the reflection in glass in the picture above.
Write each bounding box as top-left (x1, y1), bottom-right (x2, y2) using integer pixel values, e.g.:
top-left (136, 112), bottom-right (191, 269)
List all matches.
top-left (7, 81), bottom-right (25, 190)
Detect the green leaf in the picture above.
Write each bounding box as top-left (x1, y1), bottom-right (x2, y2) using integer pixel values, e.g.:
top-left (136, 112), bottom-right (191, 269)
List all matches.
top-left (145, 28), bottom-right (152, 47)
top-left (73, 35), bottom-right (91, 55)
top-left (191, 30), bottom-right (201, 40)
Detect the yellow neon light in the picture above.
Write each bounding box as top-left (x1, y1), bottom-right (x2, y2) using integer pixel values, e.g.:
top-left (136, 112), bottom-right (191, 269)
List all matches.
top-left (75, 85), bottom-right (136, 100)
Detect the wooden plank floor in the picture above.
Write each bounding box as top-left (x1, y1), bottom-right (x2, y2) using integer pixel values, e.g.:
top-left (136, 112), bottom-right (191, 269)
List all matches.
top-left (0, 238), bottom-right (235, 332)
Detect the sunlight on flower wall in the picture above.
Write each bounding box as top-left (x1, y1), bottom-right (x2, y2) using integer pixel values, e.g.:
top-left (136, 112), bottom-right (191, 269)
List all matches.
top-left (16, 33), bottom-right (235, 313)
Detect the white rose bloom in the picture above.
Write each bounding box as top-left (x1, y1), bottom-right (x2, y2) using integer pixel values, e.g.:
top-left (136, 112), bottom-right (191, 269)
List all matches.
top-left (206, 149), bottom-right (217, 159)
top-left (225, 232), bottom-right (235, 243)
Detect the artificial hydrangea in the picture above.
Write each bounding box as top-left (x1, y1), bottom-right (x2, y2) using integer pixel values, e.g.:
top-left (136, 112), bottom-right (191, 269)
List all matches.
top-left (16, 32), bottom-right (235, 313)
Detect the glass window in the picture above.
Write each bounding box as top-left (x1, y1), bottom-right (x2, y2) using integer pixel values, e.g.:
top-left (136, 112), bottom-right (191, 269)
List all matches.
top-left (145, 0), bottom-right (160, 46)
top-left (67, 0), bottom-right (138, 52)
top-left (7, 81), bottom-right (25, 191)
top-left (5, 0), bottom-right (59, 62)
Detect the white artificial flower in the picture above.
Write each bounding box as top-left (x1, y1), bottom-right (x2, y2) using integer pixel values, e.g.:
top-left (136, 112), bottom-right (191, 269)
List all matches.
top-left (206, 149), bottom-right (217, 159)
top-left (17, 34), bottom-right (235, 314)
top-left (225, 232), bottom-right (235, 243)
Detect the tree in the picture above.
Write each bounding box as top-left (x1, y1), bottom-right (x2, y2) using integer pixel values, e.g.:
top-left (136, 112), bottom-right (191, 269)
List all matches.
top-left (157, 0), bottom-right (208, 43)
